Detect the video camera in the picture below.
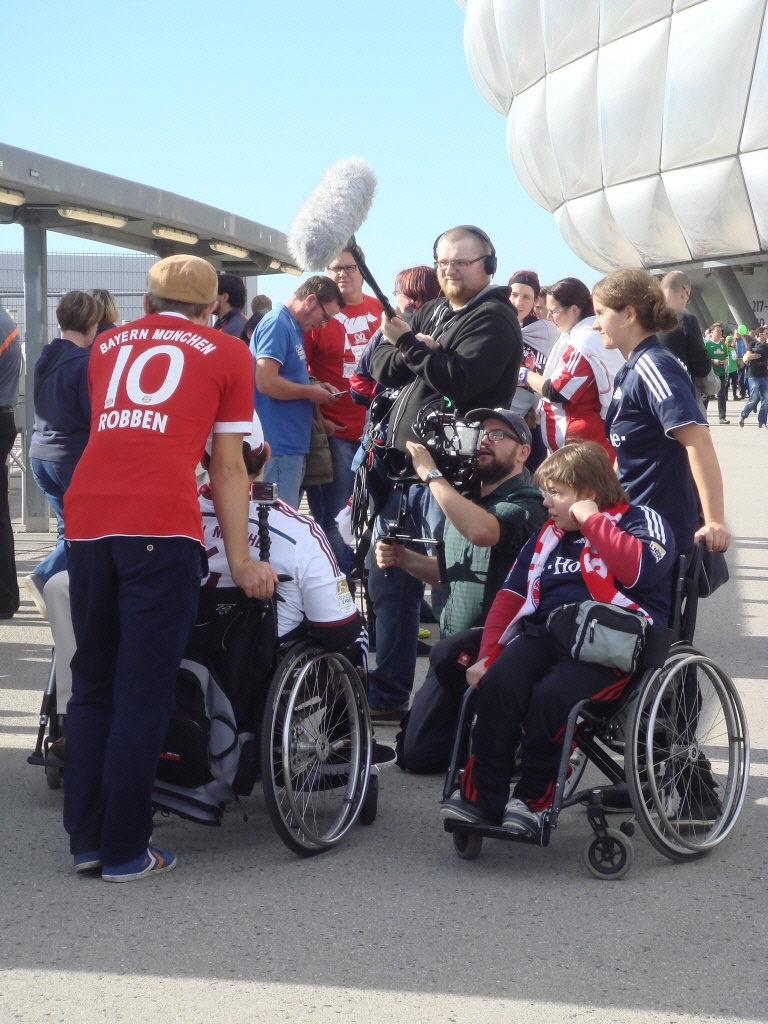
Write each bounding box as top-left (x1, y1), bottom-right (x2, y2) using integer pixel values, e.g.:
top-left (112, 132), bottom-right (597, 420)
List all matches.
top-left (380, 397), bottom-right (482, 494)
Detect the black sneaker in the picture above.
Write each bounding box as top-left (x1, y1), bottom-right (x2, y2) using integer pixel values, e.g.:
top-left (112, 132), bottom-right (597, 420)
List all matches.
top-left (440, 790), bottom-right (494, 826)
top-left (372, 741), bottom-right (397, 767)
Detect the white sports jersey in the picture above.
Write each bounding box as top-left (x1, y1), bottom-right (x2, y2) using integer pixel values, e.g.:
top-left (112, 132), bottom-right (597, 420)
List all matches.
top-left (198, 488), bottom-right (356, 635)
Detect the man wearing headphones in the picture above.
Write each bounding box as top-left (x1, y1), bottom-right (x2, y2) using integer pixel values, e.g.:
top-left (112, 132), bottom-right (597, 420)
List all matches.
top-left (366, 226), bottom-right (522, 721)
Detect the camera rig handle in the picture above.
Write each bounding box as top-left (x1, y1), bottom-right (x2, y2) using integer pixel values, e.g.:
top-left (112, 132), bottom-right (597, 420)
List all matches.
top-left (255, 498), bottom-right (291, 592)
top-left (382, 480), bottom-right (446, 583)
top-left (257, 502), bottom-right (271, 564)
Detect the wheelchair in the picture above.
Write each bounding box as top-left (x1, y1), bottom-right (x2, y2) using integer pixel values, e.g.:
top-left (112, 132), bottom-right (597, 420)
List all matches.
top-left (29, 619), bottom-right (378, 859)
top-left (442, 542), bottom-right (750, 879)
top-left (28, 510), bottom-right (379, 859)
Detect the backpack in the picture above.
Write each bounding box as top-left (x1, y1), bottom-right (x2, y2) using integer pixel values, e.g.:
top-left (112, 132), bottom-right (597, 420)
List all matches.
top-left (153, 595), bottom-right (278, 825)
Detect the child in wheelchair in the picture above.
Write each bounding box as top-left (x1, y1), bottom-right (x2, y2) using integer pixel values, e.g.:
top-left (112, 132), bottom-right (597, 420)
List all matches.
top-left (440, 441), bottom-right (678, 839)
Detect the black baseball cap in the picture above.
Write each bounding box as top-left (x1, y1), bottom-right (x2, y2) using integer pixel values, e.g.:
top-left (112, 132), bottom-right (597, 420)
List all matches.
top-left (467, 407), bottom-right (532, 447)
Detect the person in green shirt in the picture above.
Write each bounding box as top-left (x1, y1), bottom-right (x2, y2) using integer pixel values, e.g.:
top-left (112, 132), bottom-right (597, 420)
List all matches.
top-left (703, 324), bottom-right (730, 424)
top-left (725, 335), bottom-right (740, 401)
top-left (375, 409), bottom-right (548, 771)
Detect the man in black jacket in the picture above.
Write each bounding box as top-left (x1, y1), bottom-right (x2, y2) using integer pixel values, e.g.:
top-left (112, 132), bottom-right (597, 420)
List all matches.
top-left (658, 271), bottom-right (714, 410)
top-left (365, 226), bottom-right (522, 721)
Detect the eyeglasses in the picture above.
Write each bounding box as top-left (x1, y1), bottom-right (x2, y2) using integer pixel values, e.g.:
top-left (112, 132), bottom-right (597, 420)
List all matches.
top-left (328, 263), bottom-right (358, 276)
top-left (434, 256), bottom-right (485, 272)
top-left (480, 428), bottom-right (518, 443)
top-left (315, 297), bottom-right (334, 325)
top-left (547, 306), bottom-right (568, 319)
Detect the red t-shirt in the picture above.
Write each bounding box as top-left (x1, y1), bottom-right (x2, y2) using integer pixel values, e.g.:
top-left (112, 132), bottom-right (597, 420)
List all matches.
top-left (304, 294), bottom-right (381, 441)
top-left (64, 312), bottom-right (254, 542)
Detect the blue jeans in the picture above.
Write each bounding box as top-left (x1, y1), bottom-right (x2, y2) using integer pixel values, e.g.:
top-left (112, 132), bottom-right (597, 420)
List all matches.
top-left (64, 536), bottom-right (201, 865)
top-left (306, 435), bottom-right (358, 578)
top-left (740, 377), bottom-right (768, 426)
top-left (30, 457), bottom-right (76, 582)
top-left (263, 453), bottom-right (306, 509)
top-left (366, 482), bottom-right (445, 711)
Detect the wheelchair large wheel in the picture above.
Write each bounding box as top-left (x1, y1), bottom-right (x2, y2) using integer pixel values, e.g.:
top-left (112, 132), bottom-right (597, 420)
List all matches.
top-left (625, 646), bottom-right (749, 862)
top-left (260, 644), bottom-right (373, 857)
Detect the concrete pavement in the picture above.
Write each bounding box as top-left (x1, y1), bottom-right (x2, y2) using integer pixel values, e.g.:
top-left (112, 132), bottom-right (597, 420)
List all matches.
top-left (1, 404), bottom-right (766, 1024)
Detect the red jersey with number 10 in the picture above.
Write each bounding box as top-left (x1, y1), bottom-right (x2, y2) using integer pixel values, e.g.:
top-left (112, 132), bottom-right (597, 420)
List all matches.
top-left (64, 312), bottom-right (254, 542)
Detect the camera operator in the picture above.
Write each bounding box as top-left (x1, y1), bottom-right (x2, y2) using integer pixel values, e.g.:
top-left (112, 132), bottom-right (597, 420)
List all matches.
top-left (366, 226), bottom-right (522, 721)
top-left (375, 410), bottom-right (547, 770)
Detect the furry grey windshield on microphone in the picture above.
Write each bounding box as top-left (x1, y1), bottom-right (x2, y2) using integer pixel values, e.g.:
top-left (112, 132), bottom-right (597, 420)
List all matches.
top-left (287, 157), bottom-right (377, 271)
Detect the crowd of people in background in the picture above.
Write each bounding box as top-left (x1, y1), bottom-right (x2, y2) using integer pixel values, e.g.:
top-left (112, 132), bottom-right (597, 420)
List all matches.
top-left (0, 229), bottom-right (755, 877)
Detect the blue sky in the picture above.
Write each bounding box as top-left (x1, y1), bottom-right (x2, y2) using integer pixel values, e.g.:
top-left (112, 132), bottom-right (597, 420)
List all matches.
top-left (1, 0), bottom-right (597, 306)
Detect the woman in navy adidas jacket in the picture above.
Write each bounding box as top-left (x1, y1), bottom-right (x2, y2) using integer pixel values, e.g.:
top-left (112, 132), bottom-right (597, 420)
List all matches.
top-left (440, 441), bottom-right (677, 837)
top-left (594, 268), bottom-right (730, 558)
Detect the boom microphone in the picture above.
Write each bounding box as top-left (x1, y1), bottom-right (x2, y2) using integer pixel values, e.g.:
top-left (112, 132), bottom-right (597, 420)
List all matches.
top-left (287, 157), bottom-right (397, 317)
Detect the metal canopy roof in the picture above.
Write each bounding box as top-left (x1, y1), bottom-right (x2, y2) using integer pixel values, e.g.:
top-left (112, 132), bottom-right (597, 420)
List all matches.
top-left (0, 142), bottom-right (299, 276)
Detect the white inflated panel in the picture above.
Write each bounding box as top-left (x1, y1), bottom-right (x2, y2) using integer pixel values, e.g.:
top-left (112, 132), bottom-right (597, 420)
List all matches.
top-left (598, 20), bottom-right (669, 185)
top-left (554, 205), bottom-right (615, 272)
top-left (605, 176), bottom-right (692, 264)
top-left (508, 79), bottom-right (564, 210)
top-left (663, 158), bottom-right (760, 257)
top-left (741, 10), bottom-right (768, 152)
top-left (662, 0), bottom-right (764, 169)
top-left (739, 151), bottom-right (768, 249)
top-left (541, 0), bottom-right (600, 73)
top-left (599, 0), bottom-right (672, 45)
top-left (565, 192), bottom-right (643, 268)
top-left (464, 0), bottom-right (513, 114)
top-left (546, 51), bottom-right (603, 199)
top-left (495, 0), bottom-right (547, 95)
top-left (506, 107), bottom-right (556, 211)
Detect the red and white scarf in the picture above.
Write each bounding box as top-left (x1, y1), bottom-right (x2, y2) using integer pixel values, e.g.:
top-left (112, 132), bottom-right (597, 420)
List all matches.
top-left (499, 502), bottom-right (651, 647)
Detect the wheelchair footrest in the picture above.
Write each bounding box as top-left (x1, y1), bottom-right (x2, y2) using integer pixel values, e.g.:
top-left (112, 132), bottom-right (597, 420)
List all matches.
top-left (27, 753), bottom-right (64, 769)
top-left (443, 817), bottom-right (551, 848)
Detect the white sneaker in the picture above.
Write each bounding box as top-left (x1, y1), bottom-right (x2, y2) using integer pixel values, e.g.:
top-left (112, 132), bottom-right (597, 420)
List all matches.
top-left (502, 797), bottom-right (543, 838)
top-left (24, 575), bottom-right (48, 620)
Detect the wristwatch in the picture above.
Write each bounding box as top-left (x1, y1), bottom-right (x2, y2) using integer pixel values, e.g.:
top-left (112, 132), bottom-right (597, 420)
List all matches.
top-left (425, 468), bottom-right (444, 484)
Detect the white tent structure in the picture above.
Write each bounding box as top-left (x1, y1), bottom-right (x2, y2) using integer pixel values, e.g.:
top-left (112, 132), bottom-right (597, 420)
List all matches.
top-left (457, 0), bottom-right (768, 328)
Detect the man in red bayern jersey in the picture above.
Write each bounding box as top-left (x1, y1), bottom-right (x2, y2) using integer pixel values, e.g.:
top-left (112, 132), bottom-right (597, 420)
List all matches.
top-left (62, 255), bottom-right (276, 883)
top-left (303, 245), bottom-right (382, 578)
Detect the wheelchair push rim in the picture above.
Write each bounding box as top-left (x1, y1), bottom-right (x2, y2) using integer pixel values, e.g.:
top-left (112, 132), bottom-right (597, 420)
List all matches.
top-left (261, 646), bottom-right (372, 856)
top-left (625, 647), bottom-right (749, 861)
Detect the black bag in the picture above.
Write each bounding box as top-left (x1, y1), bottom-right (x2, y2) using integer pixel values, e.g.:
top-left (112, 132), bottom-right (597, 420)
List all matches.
top-left (546, 601), bottom-right (647, 674)
top-left (188, 590), bottom-right (278, 729)
top-left (157, 664), bottom-right (212, 789)
top-left (697, 549), bottom-right (729, 597)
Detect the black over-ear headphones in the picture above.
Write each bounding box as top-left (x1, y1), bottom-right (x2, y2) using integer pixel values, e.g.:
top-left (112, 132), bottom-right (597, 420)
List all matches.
top-left (432, 224), bottom-right (497, 277)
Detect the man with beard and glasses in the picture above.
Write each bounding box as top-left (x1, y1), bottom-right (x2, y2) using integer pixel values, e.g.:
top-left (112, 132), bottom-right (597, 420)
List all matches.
top-left (367, 225), bottom-right (521, 722)
top-left (375, 409), bottom-right (547, 772)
